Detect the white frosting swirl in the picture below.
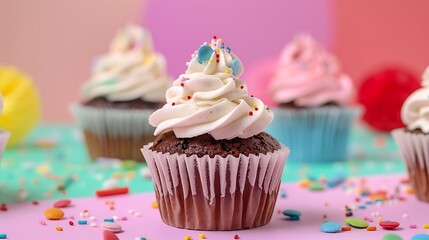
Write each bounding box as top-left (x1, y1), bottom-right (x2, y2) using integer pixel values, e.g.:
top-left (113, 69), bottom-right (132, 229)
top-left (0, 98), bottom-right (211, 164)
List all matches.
top-left (82, 25), bottom-right (171, 102)
top-left (401, 66), bottom-right (429, 133)
top-left (149, 38), bottom-right (273, 140)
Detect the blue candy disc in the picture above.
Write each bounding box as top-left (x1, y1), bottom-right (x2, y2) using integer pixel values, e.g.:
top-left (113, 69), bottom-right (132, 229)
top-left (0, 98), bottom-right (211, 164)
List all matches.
top-left (230, 59), bottom-right (242, 76)
top-left (197, 45), bottom-right (213, 62)
top-left (320, 221), bottom-right (342, 233)
top-left (412, 234), bottom-right (429, 240)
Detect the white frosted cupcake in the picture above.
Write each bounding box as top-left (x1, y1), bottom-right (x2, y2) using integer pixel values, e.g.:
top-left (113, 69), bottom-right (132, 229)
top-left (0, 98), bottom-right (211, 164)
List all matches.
top-left (267, 34), bottom-right (360, 163)
top-left (142, 36), bottom-right (289, 230)
top-left (71, 25), bottom-right (171, 161)
top-left (392, 66), bottom-right (429, 202)
top-left (0, 93), bottom-right (10, 157)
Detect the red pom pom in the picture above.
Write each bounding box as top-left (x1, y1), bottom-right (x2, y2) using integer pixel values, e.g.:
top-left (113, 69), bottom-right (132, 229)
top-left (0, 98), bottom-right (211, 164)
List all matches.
top-left (357, 68), bottom-right (420, 132)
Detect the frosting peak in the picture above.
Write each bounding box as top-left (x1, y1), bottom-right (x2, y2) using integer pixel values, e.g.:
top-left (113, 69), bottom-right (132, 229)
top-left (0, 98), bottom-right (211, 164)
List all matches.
top-left (82, 25), bottom-right (171, 103)
top-left (270, 34), bottom-right (353, 107)
top-left (149, 37), bottom-right (273, 140)
top-left (401, 65), bottom-right (429, 132)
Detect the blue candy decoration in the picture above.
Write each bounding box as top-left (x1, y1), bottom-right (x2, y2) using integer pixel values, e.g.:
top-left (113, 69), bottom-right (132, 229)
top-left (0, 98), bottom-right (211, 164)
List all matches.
top-left (230, 59), bottom-right (242, 76)
top-left (326, 173), bottom-right (346, 188)
top-left (412, 234), bottom-right (429, 240)
top-left (197, 45), bottom-right (213, 62)
top-left (320, 221), bottom-right (342, 233)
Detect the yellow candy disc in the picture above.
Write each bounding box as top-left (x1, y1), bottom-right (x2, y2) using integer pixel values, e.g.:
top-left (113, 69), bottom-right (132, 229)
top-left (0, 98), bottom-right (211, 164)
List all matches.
top-left (0, 66), bottom-right (40, 146)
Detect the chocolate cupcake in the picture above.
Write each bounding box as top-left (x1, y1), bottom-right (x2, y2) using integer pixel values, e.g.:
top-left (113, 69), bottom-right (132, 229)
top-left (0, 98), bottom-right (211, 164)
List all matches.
top-left (71, 25), bottom-right (171, 161)
top-left (266, 34), bottom-right (360, 163)
top-left (141, 36), bottom-right (289, 230)
top-left (392, 66), bottom-right (429, 202)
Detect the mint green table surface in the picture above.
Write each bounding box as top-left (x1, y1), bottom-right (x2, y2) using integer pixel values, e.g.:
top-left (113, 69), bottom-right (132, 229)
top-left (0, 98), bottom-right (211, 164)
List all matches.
top-left (0, 123), bottom-right (405, 203)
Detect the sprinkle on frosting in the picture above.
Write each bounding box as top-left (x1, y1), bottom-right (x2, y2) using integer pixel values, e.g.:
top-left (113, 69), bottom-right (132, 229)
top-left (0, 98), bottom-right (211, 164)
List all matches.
top-left (401, 65), bottom-right (429, 133)
top-left (149, 36), bottom-right (273, 140)
top-left (82, 25), bottom-right (171, 103)
top-left (269, 34), bottom-right (353, 107)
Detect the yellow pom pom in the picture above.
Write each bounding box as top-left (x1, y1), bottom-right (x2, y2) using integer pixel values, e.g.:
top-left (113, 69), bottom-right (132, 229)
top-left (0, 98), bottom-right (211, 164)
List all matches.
top-left (0, 66), bottom-right (41, 146)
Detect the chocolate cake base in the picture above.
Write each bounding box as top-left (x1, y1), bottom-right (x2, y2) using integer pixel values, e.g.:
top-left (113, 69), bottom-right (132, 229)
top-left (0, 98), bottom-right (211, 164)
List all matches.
top-left (278, 101), bottom-right (337, 109)
top-left (83, 131), bottom-right (154, 162)
top-left (150, 131), bottom-right (281, 158)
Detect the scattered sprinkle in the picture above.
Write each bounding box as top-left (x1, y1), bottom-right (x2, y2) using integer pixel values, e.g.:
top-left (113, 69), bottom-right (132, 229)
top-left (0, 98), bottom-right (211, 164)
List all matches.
top-left (367, 226), bottom-right (377, 231)
top-left (78, 220), bottom-right (87, 225)
top-left (69, 221), bottom-right (74, 226)
top-left (199, 233), bottom-right (206, 239)
top-left (56, 227), bottom-right (63, 231)
top-left (341, 226), bottom-right (351, 231)
top-left (152, 201), bottom-right (158, 209)
top-left (184, 235), bottom-right (191, 240)
top-left (233, 234), bottom-right (240, 239)
top-left (0, 234), bottom-right (6, 239)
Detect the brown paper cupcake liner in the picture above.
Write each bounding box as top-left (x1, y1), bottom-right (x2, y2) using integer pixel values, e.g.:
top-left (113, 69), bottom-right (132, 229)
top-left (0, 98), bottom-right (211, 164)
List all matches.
top-left (71, 103), bottom-right (155, 161)
top-left (392, 129), bottom-right (429, 202)
top-left (141, 144), bottom-right (289, 230)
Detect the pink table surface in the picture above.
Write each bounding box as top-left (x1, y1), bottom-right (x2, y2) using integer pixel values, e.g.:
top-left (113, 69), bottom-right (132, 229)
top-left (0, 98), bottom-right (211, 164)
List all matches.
top-left (1, 174), bottom-right (428, 240)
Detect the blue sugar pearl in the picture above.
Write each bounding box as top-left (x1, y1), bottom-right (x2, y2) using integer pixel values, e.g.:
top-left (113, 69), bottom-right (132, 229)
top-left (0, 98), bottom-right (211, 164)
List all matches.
top-left (320, 221), bottom-right (342, 233)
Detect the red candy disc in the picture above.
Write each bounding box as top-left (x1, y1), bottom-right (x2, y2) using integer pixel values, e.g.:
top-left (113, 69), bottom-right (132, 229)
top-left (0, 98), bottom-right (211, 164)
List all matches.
top-left (358, 68), bottom-right (420, 132)
top-left (53, 199), bottom-right (71, 208)
top-left (379, 220), bottom-right (400, 230)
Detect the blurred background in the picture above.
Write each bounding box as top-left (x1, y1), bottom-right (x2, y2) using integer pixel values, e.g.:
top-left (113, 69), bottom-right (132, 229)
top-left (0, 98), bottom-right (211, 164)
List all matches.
top-left (0, 0), bottom-right (429, 122)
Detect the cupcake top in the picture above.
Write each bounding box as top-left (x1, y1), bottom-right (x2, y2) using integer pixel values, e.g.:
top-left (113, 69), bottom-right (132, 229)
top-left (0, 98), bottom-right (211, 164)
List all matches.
top-left (82, 25), bottom-right (171, 103)
top-left (269, 34), bottom-right (353, 107)
top-left (401, 66), bottom-right (429, 133)
top-left (149, 36), bottom-right (273, 140)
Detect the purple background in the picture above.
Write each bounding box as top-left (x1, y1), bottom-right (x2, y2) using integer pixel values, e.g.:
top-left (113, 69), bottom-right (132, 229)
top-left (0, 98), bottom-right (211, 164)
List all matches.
top-left (143, 0), bottom-right (332, 79)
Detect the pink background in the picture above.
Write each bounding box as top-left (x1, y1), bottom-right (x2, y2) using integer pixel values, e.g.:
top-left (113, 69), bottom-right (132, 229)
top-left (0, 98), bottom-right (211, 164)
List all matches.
top-left (0, 0), bottom-right (428, 122)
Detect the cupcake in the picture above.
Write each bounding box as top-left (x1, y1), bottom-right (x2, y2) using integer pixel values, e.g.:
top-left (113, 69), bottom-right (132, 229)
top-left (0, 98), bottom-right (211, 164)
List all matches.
top-left (266, 34), bottom-right (359, 163)
top-left (141, 36), bottom-right (289, 230)
top-left (71, 25), bottom-right (171, 161)
top-left (0, 93), bottom-right (10, 157)
top-left (392, 66), bottom-right (429, 202)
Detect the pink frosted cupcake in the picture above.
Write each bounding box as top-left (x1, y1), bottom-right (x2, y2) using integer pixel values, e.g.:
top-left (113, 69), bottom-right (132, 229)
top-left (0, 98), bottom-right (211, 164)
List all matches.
top-left (142, 36), bottom-right (289, 230)
top-left (392, 66), bottom-right (429, 202)
top-left (0, 94), bottom-right (10, 157)
top-left (267, 34), bottom-right (360, 163)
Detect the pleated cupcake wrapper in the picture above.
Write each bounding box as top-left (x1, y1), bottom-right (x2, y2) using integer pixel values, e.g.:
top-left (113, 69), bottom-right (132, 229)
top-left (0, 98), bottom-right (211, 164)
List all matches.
top-left (392, 129), bottom-right (429, 202)
top-left (0, 131), bottom-right (10, 158)
top-left (266, 106), bottom-right (360, 163)
top-left (141, 144), bottom-right (289, 230)
top-left (70, 103), bottom-right (156, 161)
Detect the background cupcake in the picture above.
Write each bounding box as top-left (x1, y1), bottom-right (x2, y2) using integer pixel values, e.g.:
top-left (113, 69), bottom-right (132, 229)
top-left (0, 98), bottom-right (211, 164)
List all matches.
top-left (266, 34), bottom-right (359, 163)
top-left (71, 25), bottom-right (171, 161)
top-left (392, 66), bottom-right (429, 202)
top-left (142, 36), bottom-right (289, 230)
top-left (0, 93), bottom-right (10, 157)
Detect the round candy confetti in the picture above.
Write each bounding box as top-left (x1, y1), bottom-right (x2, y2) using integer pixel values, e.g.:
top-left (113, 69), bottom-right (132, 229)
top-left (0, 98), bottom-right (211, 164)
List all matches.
top-left (382, 233), bottom-right (403, 240)
top-left (320, 221), bottom-right (342, 233)
top-left (309, 182), bottom-right (325, 191)
top-left (44, 208), bottom-right (64, 220)
top-left (282, 209), bottom-right (302, 220)
top-left (230, 59), bottom-right (242, 76)
top-left (345, 217), bottom-right (369, 228)
top-left (380, 221), bottom-right (400, 230)
top-left (197, 45), bottom-right (213, 62)
top-left (100, 222), bottom-right (122, 233)
top-left (412, 234), bottom-right (429, 240)
top-left (53, 199), bottom-right (71, 208)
